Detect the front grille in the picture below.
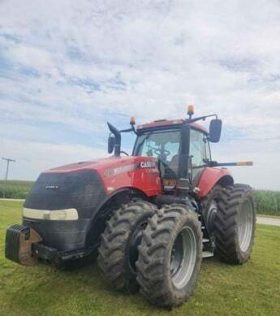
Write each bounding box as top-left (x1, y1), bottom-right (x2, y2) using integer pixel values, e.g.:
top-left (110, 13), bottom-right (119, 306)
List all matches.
top-left (24, 170), bottom-right (106, 218)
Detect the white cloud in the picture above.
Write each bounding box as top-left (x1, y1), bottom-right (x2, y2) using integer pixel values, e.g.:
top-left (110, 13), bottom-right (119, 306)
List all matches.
top-left (0, 0), bottom-right (279, 189)
top-left (0, 138), bottom-right (107, 180)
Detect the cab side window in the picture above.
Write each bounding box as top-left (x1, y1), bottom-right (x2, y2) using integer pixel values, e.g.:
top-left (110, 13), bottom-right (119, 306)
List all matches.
top-left (190, 129), bottom-right (209, 167)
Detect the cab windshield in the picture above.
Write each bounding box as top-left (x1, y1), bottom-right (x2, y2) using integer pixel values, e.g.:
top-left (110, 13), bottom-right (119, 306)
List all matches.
top-left (133, 130), bottom-right (181, 176)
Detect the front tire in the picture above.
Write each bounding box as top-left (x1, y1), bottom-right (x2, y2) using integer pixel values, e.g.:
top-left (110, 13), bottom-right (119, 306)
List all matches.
top-left (136, 204), bottom-right (202, 307)
top-left (98, 200), bottom-right (156, 292)
top-left (215, 184), bottom-right (256, 264)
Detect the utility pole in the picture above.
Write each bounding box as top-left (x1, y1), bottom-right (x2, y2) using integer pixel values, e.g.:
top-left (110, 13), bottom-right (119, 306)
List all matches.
top-left (2, 157), bottom-right (16, 181)
top-left (2, 157), bottom-right (16, 198)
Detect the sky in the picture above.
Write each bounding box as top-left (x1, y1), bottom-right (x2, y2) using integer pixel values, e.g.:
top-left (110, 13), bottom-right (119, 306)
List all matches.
top-left (0, 0), bottom-right (280, 190)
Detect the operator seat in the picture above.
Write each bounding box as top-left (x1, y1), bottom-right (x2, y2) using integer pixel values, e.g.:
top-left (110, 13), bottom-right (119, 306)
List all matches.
top-left (168, 154), bottom-right (204, 188)
top-left (169, 154), bottom-right (179, 173)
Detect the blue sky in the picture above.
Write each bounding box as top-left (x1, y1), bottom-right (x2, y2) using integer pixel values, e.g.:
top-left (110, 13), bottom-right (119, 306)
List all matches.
top-left (0, 0), bottom-right (280, 189)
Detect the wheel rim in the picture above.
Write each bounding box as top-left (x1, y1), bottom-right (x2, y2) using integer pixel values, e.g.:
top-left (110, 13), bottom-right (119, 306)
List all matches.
top-left (206, 200), bottom-right (217, 234)
top-left (237, 199), bottom-right (254, 252)
top-left (170, 226), bottom-right (197, 289)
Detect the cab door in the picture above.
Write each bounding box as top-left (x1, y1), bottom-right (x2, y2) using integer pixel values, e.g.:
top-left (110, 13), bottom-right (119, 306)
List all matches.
top-left (189, 128), bottom-right (210, 186)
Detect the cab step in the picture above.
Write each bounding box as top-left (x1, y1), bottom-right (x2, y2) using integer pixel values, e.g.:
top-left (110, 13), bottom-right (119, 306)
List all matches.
top-left (202, 251), bottom-right (214, 258)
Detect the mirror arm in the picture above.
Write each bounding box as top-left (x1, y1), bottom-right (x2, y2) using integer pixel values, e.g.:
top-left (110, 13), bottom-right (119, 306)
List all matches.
top-left (120, 124), bottom-right (138, 135)
top-left (187, 114), bottom-right (218, 123)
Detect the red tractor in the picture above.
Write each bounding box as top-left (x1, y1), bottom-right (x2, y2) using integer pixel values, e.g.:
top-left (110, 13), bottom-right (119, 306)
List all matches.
top-left (5, 106), bottom-right (256, 307)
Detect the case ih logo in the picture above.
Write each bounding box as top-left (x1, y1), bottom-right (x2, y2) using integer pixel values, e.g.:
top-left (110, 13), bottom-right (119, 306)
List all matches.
top-left (105, 161), bottom-right (157, 177)
top-left (139, 161), bottom-right (157, 169)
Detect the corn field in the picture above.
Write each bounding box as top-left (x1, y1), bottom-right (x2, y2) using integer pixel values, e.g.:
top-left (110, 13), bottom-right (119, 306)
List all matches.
top-left (254, 190), bottom-right (280, 216)
top-left (0, 180), bottom-right (34, 199)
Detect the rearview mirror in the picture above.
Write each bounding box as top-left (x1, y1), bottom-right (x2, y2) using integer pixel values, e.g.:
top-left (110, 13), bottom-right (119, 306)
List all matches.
top-left (108, 135), bottom-right (116, 154)
top-left (209, 119), bottom-right (222, 143)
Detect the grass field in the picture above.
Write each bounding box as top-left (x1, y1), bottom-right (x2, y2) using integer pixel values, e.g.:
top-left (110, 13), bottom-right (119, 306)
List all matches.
top-left (0, 200), bottom-right (279, 316)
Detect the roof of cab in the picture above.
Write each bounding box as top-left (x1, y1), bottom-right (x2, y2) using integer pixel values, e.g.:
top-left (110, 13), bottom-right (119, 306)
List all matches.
top-left (137, 119), bottom-right (208, 134)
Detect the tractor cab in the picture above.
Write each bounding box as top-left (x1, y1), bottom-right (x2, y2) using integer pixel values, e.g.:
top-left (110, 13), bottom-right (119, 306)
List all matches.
top-left (108, 106), bottom-right (222, 192)
top-left (134, 119), bottom-right (211, 190)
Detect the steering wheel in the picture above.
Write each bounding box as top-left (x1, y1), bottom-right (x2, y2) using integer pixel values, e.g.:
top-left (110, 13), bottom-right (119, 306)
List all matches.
top-left (120, 150), bottom-right (129, 156)
top-left (154, 148), bottom-right (171, 157)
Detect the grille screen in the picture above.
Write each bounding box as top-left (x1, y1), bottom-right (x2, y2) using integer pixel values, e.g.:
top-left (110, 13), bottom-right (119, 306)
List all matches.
top-left (24, 170), bottom-right (106, 218)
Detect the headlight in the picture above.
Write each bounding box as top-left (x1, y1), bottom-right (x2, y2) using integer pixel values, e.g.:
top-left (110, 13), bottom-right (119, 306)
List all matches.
top-left (23, 208), bottom-right (78, 221)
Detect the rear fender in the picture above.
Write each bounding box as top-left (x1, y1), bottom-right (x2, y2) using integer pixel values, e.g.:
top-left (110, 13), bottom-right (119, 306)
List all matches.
top-left (197, 167), bottom-right (233, 198)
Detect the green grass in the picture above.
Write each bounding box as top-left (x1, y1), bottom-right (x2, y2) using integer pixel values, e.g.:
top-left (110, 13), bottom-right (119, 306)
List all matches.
top-left (0, 201), bottom-right (279, 316)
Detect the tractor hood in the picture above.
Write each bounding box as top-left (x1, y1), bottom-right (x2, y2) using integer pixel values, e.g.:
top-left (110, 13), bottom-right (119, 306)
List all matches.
top-left (40, 155), bottom-right (161, 198)
top-left (46, 156), bottom-right (144, 173)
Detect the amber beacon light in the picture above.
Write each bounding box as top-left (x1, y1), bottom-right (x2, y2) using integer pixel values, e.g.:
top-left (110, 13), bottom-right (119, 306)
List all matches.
top-left (187, 105), bottom-right (194, 119)
top-left (130, 116), bottom-right (136, 125)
